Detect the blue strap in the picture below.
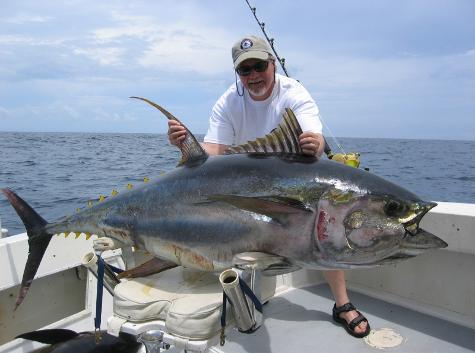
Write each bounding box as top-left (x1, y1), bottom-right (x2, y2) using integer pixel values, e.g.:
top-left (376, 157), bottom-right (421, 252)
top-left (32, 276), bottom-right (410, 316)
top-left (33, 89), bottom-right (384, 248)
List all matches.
top-left (94, 255), bottom-right (105, 330)
top-left (238, 277), bottom-right (263, 313)
top-left (221, 291), bottom-right (228, 328)
top-left (105, 263), bottom-right (124, 274)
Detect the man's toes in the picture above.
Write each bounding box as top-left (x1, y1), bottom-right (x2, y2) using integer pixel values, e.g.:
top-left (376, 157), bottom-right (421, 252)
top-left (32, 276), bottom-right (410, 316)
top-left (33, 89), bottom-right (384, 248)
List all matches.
top-left (355, 321), bottom-right (367, 334)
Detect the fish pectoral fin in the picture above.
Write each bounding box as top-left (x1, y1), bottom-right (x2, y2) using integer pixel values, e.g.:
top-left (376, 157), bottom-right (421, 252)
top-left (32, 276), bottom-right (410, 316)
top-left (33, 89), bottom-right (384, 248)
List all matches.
top-left (117, 257), bottom-right (177, 279)
top-left (16, 329), bottom-right (79, 344)
top-left (208, 194), bottom-right (312, 224)
top-left (130, 97), bottom-right (208, 166)
top-left (233, 252), bottom-right (301, 276)
top-left (261, 262), bottom-right (302, 276)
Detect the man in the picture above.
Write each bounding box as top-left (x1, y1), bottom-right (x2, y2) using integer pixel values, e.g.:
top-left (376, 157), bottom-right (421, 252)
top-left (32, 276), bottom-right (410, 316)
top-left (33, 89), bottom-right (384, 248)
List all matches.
top-left (168, 35), bottom-right (370, 338)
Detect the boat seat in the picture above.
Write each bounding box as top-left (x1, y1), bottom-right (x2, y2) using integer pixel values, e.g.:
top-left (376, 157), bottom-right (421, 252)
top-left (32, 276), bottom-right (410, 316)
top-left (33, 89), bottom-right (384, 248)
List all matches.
top-left (109, 266), bottom-right (276, 341)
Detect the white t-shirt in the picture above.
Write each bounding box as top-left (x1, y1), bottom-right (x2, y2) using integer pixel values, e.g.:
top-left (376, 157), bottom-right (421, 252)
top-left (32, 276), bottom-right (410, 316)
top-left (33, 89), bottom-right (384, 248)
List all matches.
top-left (204, 73), bottom-right (323, 146)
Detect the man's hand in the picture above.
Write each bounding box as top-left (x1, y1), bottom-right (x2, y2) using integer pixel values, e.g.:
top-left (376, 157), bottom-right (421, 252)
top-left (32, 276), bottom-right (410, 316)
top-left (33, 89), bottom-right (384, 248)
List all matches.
top-left (299, 132), bottom-right (324, 157)
top-left (168, 120), bottom-right (187, 147)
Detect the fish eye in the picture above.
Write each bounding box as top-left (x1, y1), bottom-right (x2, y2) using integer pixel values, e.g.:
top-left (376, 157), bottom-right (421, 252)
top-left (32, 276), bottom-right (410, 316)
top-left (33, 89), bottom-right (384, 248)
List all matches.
top-left (384, 200), bottom-right (408, 218)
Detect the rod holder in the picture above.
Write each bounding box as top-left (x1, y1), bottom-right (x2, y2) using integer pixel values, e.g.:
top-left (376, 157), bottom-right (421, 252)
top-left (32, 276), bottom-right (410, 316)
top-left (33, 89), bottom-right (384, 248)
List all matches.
top-left (219, 268), bottom-right (262, 333)
top-left (82, 252), bottom-right (121, 295)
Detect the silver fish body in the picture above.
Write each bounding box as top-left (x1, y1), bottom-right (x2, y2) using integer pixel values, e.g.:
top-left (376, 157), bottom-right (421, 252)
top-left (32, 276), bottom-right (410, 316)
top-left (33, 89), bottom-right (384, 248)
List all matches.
top-left (46, 153), bottom-right (446, 271)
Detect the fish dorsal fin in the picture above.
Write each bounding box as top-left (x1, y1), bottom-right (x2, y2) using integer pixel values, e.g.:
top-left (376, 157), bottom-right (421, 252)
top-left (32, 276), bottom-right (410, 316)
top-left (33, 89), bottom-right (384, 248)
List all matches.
top-left (225, 108), bottom-right (303, 155)
top-left (131, 97), bottom-right (208, 166)
top-left (233, 252), bottom-right (302, 275)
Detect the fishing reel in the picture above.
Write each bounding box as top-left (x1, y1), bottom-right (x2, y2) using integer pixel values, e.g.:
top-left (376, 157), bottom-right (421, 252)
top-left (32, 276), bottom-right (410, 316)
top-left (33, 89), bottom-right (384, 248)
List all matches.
top-left (327, 152), bottom-right (361, 168)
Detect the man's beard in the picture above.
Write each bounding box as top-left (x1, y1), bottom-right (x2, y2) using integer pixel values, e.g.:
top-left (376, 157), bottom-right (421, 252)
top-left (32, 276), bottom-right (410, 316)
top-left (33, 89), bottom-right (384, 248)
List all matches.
top-left (247, 81), bottom-right (267, 97)
top-left (247, 74), bottom-right (275, 98)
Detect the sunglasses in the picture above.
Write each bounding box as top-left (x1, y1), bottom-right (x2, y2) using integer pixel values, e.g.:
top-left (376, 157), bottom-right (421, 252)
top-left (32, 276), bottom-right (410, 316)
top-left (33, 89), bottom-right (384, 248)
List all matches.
top-left (236, 60), bottom-right (270, 76)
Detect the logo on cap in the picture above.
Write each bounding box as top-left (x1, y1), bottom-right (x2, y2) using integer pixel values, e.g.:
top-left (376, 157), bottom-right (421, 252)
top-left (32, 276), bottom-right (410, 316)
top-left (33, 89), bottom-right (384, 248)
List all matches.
top-left (240, 39), bottom-right (253, 50)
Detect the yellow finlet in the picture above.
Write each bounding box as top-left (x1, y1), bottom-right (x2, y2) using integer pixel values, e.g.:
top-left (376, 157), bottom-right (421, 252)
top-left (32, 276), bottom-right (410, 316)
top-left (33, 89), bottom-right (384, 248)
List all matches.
top-left (64, 232), bottom-right (70, 238)
top-left (111, 189), bottom-right (118, 196)
top-left (85, 233), bottom-right (92, 240)
top-left (98, 195), bottom-right (106, 202)
top-left (144, 177), bottom-right (150, 183)
top-left (75, 232), bottom-right (81, 239)
top-left (76, 208), bottom-right (81, 213)
top-left (127, 183), bottom-right (133, 189)
top-left (87, 201), bottom-right (93, 208)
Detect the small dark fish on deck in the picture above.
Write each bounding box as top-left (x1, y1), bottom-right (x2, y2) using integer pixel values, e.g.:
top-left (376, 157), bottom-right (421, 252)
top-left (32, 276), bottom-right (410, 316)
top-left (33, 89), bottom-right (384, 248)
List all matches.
top-left (2, 97), bottom-right (448, 309)
top-left (16, 329), bottom-right (141, 353)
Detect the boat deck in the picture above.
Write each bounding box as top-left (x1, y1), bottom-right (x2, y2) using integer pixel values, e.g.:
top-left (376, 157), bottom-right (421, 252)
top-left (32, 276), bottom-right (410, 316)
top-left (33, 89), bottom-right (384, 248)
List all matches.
top-left (212, 283), bottom-right (475, 353)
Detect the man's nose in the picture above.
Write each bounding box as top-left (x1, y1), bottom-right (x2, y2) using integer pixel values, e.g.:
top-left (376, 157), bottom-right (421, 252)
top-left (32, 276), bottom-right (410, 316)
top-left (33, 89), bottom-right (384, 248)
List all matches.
top-left (248, 69), bottom-right (261, 79)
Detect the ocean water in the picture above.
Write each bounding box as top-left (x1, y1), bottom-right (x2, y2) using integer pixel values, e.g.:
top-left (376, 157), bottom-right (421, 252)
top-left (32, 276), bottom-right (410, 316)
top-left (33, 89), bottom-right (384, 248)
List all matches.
top-left (0, 132), bottom-right (474, 236)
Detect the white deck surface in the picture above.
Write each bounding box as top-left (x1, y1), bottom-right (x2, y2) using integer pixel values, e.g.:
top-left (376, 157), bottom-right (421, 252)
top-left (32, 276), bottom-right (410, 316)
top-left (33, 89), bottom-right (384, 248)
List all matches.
top-left (215, 283), bottom-right (475, 353)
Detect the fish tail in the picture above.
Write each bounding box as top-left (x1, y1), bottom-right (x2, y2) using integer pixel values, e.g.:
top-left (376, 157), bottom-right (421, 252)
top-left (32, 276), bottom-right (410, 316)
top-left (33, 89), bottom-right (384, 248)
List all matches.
top-left (1, 188), bottom-right (53, 310)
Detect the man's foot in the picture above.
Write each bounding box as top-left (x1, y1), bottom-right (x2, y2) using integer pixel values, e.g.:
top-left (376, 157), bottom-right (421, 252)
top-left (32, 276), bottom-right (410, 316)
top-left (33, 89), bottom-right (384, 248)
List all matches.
top-left (332, 302), bottom-right (370, 338)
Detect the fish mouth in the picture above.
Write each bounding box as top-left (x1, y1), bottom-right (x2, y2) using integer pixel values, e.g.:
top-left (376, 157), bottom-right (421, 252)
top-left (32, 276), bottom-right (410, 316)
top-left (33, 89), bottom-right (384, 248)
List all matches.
top-left (401, 227), bottom-right (448, 252)
top-left (402, 201), bottom-right (437, 236)
top-left (378, 253), bottom-right (415, 265)
top-left (399, 201), bottom-right (447, 251)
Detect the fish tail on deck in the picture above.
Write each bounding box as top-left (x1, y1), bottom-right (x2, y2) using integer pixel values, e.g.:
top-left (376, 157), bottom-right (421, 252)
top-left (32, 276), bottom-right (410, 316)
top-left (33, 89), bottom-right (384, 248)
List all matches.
top-left (1, 188), bottom-right (53, 309)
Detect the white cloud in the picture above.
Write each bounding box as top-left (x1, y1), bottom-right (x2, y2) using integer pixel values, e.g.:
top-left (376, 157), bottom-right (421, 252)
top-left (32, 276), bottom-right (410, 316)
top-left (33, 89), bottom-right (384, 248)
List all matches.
top-left (2, 14), bottom-right (52, 24)
top-left (138, 30), bottom-right (230, 75)
top-left (73, 47), bottom-right (125, 66)
top-left (85, 8), bottom-right (234, 75)
top-left (0, 34), bottom-right (65, 46)
top-left (92, 24), bottom-right (158, 44)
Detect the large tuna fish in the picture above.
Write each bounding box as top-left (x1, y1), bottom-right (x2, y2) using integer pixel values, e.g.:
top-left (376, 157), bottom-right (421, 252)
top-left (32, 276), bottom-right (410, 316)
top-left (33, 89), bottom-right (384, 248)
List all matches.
top-left (2, 97), bottom-right (447, 309)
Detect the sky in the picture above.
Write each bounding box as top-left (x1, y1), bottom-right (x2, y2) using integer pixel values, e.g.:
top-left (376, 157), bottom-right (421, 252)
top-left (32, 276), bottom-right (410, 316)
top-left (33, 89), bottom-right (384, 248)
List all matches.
top-left (0, 0), bottom-right (474, 140)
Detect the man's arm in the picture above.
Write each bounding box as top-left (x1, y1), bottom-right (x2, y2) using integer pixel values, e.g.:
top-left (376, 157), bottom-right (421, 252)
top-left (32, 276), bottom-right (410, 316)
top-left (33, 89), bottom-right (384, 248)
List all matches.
top-left (167, 120), bottom-right (229, 156)
top-left (168, 119), bottom-right (321, 157)
top-left (202, 142), bottom-right (229, 156)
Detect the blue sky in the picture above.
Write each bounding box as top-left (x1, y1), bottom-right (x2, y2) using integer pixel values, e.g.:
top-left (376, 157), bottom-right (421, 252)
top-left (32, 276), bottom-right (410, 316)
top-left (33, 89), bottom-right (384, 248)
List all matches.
top-left (0, 0), bottom-right (474, 140)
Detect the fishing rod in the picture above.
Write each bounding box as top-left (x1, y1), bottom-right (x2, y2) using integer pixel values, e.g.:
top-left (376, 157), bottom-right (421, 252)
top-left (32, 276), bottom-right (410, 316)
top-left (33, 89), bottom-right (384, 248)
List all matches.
top-left (244, 0), bottom-right (290, 78)
top-left (243, 0), bottom-right (361, 168)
